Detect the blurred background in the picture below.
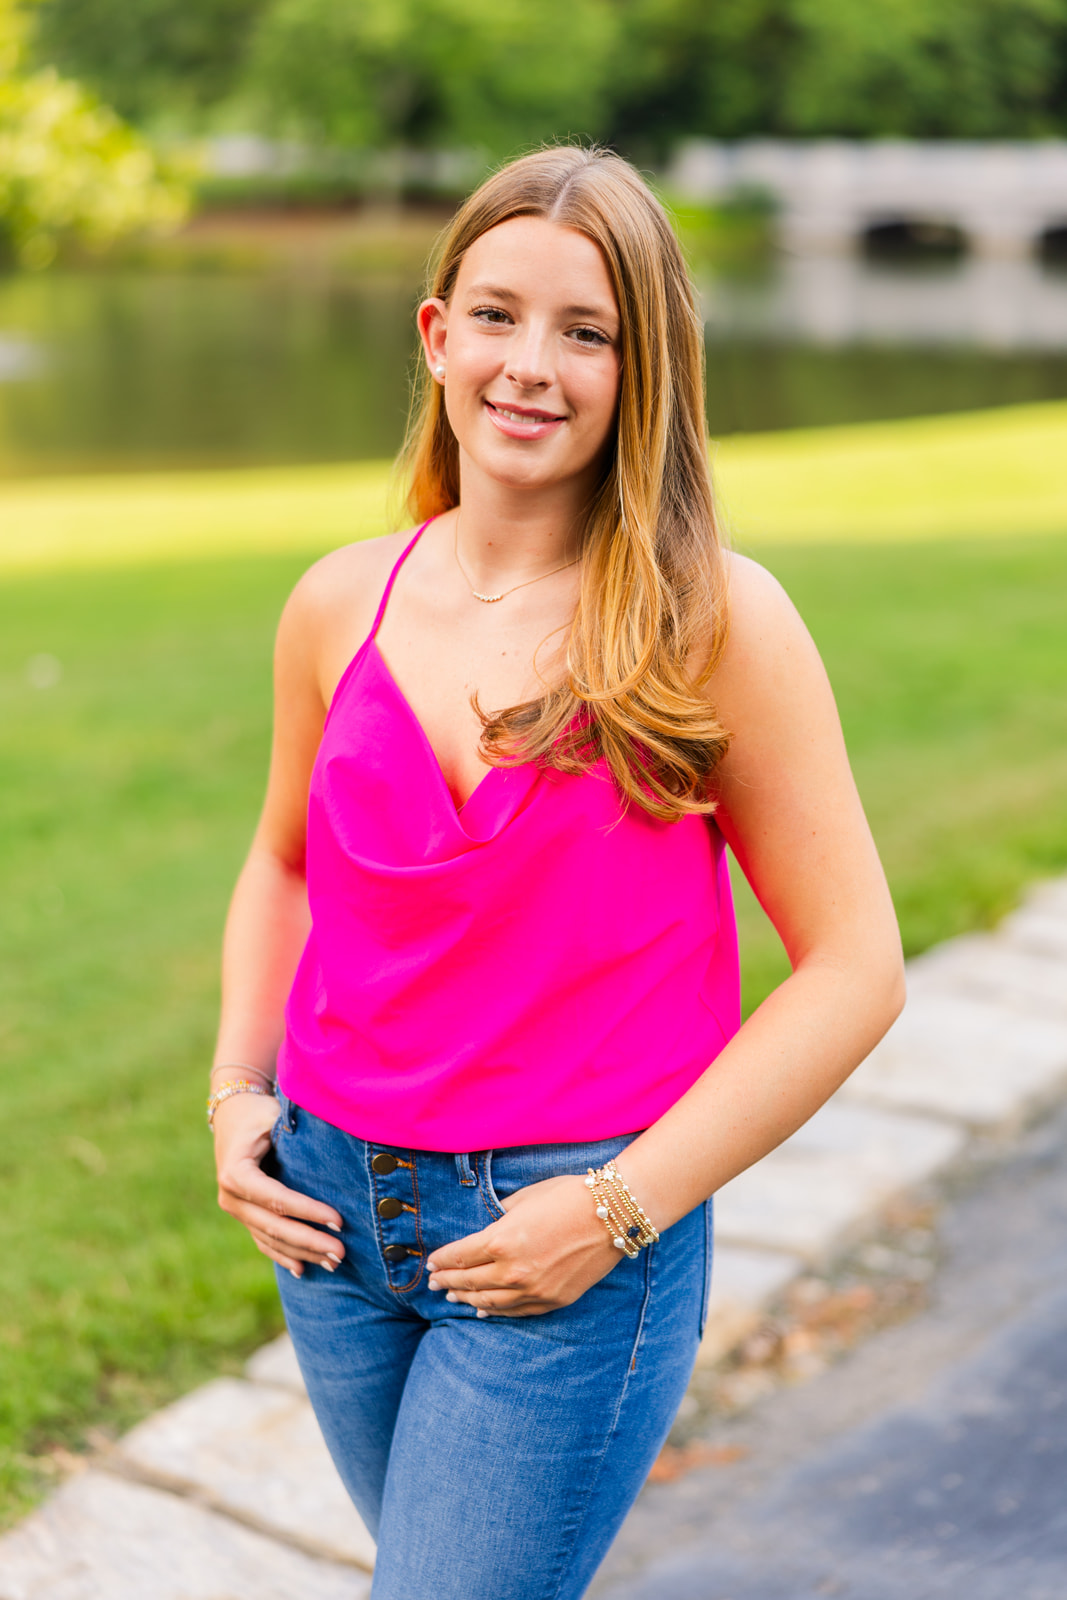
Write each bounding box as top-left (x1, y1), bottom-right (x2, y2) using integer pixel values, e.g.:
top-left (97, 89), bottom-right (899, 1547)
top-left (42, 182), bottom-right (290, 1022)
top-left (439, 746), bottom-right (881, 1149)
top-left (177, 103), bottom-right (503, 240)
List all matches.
top-left (6, 0), bottom-right (1067, 468)
top-left (2, 0), bottom-right (1066, 1532)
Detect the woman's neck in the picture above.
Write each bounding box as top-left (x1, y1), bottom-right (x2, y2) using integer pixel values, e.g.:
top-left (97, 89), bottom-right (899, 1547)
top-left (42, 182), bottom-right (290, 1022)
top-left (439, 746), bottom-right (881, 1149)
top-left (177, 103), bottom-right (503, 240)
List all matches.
top-left (451, 469), bottom-right (589, 588)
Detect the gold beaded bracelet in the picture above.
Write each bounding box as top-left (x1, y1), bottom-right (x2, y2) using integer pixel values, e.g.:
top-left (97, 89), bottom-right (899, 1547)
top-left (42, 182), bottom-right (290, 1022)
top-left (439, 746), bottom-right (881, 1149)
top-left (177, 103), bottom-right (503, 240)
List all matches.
top-left (206, 1079), bottom-right (273, 1131)
top-left (584, 1161), bottom-right (660, 1259)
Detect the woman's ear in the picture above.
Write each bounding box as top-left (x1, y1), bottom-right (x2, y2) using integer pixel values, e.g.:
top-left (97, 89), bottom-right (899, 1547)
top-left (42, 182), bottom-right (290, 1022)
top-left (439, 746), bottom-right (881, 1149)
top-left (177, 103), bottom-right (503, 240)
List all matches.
top-left (418, 298), bottom-right (448, 382)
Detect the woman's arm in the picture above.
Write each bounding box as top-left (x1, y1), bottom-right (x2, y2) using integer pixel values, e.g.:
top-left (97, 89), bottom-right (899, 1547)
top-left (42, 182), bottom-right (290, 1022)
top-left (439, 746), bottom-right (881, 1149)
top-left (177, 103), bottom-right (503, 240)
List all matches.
top-left (426, 555), bottom-right (905, 1312)
top-left (615, 553), bottom-right (905, 1224)
top-left (214, 848), bottom-right (311, 1080)
top-left (211, 568), bottom-right (348, 1274)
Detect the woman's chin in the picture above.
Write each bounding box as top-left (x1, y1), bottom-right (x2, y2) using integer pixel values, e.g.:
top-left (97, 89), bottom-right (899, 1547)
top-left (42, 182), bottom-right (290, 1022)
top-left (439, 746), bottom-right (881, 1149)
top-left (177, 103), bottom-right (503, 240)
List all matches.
top-left (467, 442), bottom-right (590, 497)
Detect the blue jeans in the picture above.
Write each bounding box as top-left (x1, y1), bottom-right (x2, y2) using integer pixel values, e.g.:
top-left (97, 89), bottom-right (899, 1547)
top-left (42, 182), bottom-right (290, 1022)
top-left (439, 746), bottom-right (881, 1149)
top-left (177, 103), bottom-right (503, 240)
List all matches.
top-left (269, 1094), bottom-right (712, 1599)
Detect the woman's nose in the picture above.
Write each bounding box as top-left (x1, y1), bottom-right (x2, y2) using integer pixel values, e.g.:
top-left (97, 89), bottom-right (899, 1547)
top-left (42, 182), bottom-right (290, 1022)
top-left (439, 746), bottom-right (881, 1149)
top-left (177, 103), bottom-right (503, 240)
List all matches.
top-left (505, 325), bottom-right (552, 391)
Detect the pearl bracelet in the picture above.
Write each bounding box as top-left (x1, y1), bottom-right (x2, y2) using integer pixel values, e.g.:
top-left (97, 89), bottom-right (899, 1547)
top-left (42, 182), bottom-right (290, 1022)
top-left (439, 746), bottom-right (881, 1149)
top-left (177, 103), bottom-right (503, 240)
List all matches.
top-left (585, 1161), bottom-right (660, 1258)
top-left (206, 1079), bottom-right (273, 1130)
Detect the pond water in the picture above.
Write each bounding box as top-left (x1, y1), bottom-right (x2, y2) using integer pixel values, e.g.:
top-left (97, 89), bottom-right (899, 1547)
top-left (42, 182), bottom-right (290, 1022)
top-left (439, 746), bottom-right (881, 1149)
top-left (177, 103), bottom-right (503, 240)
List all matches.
top-left (1, 253), bottom-right (1066, 476)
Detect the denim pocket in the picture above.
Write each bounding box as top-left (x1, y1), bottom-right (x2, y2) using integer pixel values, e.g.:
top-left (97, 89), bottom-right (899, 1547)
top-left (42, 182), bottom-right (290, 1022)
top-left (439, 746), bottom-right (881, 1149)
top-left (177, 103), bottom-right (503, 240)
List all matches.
top-left (479, 1151), bottom-right (507, 1220)
top-left (269, 1087), bottom-right (296, 1145)
top-left (481, 1135), bottom-right (639, 1219)
top-left (697, 1197), bottom-right (714, 1338)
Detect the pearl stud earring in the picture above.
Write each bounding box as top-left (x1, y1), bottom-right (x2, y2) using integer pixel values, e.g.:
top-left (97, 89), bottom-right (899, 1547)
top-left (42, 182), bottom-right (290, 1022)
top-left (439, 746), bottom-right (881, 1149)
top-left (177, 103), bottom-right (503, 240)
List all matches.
top-left (434, 363), bottom-right (445, 379)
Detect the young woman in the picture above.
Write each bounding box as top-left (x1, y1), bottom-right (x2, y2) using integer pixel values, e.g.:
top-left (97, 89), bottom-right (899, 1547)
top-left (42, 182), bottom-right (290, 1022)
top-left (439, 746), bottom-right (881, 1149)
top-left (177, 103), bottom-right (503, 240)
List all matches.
top-left (210, 145), bottom-right (904, 1599)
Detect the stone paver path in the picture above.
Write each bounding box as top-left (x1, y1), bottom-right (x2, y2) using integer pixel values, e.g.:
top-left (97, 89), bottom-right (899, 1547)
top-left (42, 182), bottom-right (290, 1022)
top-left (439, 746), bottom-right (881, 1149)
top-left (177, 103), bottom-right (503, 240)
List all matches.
top-left (2, 876), bottom-right (1066, 1599)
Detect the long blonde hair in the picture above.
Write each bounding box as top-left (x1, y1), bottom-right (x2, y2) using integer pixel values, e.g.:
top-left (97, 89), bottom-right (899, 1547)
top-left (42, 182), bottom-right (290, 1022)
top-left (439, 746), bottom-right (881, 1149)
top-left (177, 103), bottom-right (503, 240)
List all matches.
top-left (397, 145), bottom-right (731, 822)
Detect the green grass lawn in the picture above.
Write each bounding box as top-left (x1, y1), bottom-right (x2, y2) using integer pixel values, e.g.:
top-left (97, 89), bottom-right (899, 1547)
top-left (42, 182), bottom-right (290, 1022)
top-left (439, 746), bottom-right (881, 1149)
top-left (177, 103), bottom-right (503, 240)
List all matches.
top-left (731, 536), bottom-right (1067, 1009)
top-left (2, 406), bottom-right (1066, 1525)
top-left (3, 399), bottom-right (1066, 572)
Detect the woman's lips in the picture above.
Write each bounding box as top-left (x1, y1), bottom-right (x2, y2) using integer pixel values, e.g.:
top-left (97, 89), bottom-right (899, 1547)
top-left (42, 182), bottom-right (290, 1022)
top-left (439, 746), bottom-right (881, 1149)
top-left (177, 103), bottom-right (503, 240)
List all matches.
top-left (485, 400), bottom-right (566, 440)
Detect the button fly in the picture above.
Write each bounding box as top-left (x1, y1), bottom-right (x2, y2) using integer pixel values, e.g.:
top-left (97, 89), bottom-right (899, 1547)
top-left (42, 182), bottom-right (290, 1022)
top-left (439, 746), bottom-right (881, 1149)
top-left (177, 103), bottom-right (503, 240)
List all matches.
top-left (371, 1147), bottom-right (421, 1291)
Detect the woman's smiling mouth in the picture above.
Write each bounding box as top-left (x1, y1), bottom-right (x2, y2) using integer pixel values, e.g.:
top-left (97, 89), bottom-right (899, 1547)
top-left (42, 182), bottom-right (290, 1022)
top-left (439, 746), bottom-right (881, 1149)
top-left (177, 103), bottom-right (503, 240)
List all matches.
top-left (485, 400), bottom-right (566, 439)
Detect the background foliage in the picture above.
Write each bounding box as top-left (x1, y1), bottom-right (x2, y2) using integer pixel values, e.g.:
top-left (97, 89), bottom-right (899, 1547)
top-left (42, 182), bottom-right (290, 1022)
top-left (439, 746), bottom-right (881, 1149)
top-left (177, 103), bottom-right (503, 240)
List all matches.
top-left (0, 0), bottom-right (185, 267)
top-left (606, 0), bottom-right (1067, 150)
top-left (247, 0), bottom-right (617, 156)
top-left (30, 0), bottom-right (264, 125)
top-left (31, 0), bottom-right (1067, 156)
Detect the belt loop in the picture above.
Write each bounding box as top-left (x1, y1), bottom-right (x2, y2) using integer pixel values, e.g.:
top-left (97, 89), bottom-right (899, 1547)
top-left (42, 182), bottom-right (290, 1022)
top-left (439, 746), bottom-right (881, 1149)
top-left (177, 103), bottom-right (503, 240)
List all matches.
top-left (454, 1151), bottom-right (476, 1186)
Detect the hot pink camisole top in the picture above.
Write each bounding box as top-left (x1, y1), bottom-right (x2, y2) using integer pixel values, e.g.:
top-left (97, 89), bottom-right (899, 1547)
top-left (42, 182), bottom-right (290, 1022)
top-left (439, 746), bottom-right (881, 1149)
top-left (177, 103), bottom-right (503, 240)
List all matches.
top-left (277, 520), bottom-right (740, 1151)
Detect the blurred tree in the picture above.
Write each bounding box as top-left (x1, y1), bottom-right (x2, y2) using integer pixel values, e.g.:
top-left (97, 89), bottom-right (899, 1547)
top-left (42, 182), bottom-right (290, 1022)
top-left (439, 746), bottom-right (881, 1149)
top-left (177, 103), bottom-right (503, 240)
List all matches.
top-left (607, 0), bottom-right (1067, 152)
top-left (245, 0), bottom-right (430, 150)
top-left (21, 0), bottom-right (1067, 160)
top-left (779, 0), bottom-right (1066, 137)
top-left (0, 0), bottom-right (186, 267)
top-left (33, 0), bottom-right (268, 123)
top-left (246, 0), bottom-right (617, 155)
top-left (603, 0), bottom-right (791, 157)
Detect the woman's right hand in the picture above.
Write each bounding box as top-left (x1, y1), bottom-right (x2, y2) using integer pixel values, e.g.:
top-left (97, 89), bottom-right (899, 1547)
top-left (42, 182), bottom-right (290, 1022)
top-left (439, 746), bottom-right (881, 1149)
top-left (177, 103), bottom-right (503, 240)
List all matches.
top-left (213, 1093), bottom-right (345, 1277)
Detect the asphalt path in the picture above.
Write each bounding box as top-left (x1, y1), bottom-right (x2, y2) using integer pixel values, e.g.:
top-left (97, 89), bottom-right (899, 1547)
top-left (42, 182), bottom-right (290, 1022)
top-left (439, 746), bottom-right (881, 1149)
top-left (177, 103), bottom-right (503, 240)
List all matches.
top-left (592, 1101), bottom-right (1067, 1600)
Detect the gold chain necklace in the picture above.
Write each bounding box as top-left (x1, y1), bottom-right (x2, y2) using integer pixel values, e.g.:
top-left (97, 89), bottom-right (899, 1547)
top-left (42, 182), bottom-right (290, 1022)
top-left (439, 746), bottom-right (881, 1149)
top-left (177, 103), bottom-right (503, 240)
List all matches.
top-left (453, 514), bottom-right (581, 604)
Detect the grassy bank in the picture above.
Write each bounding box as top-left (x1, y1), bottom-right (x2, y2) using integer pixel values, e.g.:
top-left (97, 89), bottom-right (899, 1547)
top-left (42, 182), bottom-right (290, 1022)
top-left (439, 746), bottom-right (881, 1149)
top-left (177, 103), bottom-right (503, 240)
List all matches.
top-left (2, 404), bottom-right (1066, 1524)
top-left (3, 399), bottom-right (1066, 572)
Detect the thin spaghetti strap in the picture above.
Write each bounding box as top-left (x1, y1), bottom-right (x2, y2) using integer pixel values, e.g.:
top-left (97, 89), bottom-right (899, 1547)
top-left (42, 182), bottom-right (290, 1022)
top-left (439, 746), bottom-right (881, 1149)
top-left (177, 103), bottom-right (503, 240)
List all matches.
top-left (324, 517), bottom-right (438, 724)
top-left (367, 517), bottom-right (434, 642)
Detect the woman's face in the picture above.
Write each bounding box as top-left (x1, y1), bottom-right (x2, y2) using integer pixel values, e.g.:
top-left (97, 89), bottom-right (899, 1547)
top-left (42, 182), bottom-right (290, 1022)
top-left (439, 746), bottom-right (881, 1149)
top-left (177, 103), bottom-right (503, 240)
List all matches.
top-left (419, 216), bottom-right (622, 503)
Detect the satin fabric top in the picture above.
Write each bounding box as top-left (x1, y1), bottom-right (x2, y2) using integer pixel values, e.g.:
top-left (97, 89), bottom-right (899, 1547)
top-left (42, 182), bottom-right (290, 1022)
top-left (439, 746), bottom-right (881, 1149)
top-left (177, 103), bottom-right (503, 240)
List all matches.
top-left (277, 520), bottom-right (740, 1151)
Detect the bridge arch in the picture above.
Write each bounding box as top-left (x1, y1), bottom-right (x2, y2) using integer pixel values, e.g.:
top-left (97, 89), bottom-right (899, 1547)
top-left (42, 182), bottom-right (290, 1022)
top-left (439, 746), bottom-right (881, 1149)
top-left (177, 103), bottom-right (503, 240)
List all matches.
top-left (863, 218), bottom-right (967, 259)
top-left (668, 141), bottom-right (1067, 260)
top-left (1038, 224), bottom-right (1067, 265)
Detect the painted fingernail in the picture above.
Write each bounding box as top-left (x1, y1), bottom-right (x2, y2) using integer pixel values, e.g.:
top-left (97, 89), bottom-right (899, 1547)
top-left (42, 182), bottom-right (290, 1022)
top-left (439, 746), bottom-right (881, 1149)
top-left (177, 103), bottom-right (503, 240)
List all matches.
top-left (327, 1222), bottom-right (342, 1233)
top-left (446, 1290), bottom-right (458, 1303)
top-left (322, 1261), bottom-right (336, 1273)
top-left (477, 1309), bottom-right (490, 1319)
top-left (326, 1253), bottom-right (342, 1266)
top-left (426, 1260), bottom-right (438, 1273)
top-left (289, 1269), bottom-right (301, 1280)
top-left (428, 1276), bottom-right (442, 1291)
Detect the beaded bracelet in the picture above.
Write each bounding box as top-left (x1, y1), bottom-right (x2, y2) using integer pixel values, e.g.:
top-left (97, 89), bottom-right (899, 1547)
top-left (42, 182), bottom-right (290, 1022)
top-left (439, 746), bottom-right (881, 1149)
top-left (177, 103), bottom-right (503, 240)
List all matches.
top-left (206, 1079), bottom-right (273, 1131)
top-left (585, 1161), bottom-right (660, 1259)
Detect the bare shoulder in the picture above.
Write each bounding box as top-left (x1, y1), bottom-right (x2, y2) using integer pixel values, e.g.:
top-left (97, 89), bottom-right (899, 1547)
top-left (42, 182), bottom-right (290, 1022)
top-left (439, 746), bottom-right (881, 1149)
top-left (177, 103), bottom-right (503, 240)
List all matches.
top-left (707, 550), bottom-right (835, 746)
top-left (285, 529), bottom-right (411, 631)
top-left (722, 550), bottom-right (809, 657)
top-left (713, 550), bottom-right (822, 686)
top-left (278, 529), bottom-right (414, 700)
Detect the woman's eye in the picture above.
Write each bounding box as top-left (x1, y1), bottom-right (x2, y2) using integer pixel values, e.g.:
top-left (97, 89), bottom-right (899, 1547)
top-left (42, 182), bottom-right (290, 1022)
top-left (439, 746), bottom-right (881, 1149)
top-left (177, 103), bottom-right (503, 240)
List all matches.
top-left (572, 327), bottom-right (609, 346)
top-left (472, 306), bottom-right (510, 324)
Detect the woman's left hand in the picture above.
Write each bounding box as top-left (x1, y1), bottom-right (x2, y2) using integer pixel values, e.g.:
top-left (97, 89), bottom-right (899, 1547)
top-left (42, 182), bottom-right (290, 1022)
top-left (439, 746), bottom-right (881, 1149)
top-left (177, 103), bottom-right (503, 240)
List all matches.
top-left (426, 1174), bottom-right (623, 1316)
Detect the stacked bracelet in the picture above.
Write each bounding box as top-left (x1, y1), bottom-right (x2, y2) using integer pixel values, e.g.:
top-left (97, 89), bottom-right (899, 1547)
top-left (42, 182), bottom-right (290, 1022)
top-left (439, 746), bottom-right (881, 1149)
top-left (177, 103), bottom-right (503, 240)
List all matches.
top-left (585, 1161), bottom-right (660, 1259)
top-left (210, 1061), bottom-right (273, 1085)
top-left (206, 1079), bottom-right (273, 1130)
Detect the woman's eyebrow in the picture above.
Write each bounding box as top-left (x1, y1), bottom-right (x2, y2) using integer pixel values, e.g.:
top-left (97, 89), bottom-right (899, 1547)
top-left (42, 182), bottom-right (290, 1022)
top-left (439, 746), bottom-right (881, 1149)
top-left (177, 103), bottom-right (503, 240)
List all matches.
top-left (562, 304), bottom-right (618, 325)
top-left (464, 282), bottom-right (518, 301)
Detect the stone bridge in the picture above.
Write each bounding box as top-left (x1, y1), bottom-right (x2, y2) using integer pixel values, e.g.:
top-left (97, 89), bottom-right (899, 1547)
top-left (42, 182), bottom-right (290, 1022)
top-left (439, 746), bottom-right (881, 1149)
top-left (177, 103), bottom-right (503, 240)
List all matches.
top-left (667, 140), bottom-right (1067, 258)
